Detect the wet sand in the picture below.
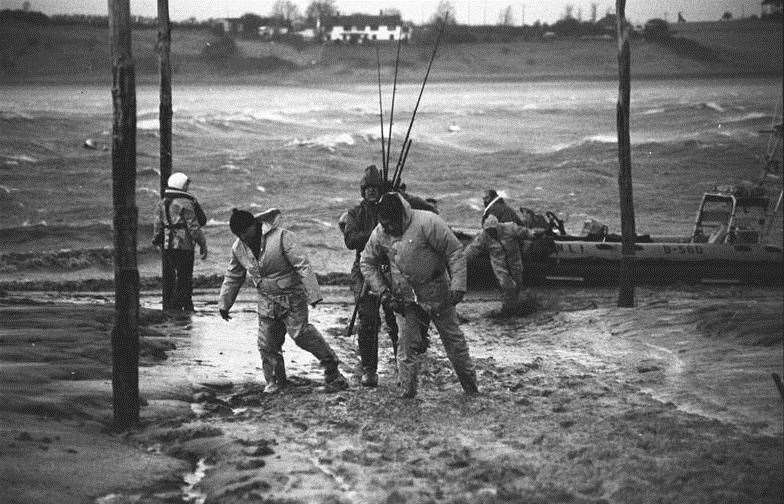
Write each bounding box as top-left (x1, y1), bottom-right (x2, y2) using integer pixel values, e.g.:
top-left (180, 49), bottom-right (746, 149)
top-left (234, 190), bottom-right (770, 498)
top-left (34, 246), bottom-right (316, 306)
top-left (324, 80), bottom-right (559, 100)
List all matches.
top-left (1, 285), bottom-right (781, 503)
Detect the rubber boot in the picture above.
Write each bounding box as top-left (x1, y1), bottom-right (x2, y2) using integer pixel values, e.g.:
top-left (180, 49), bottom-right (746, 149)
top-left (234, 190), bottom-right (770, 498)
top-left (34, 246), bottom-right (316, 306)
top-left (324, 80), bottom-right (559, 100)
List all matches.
top-left (457, 370), bottom-right (479, 396)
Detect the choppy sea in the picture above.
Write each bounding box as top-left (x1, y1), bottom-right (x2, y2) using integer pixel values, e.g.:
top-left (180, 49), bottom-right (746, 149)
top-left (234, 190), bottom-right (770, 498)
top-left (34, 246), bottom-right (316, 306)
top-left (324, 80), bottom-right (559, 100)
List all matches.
top-left (0, 78), bottom-right (781, 277)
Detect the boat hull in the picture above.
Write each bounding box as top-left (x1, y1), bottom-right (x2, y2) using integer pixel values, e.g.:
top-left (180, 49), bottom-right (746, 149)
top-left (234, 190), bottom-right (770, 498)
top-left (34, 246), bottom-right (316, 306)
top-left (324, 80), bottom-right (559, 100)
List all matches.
top-left (458, 231), bottom-right (784, 287)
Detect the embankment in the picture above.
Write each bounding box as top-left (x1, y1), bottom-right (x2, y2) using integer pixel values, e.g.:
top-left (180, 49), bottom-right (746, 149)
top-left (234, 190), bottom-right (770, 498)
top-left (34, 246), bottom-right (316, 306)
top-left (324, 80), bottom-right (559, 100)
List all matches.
top-left (1, 19), bottom-right (781, 85)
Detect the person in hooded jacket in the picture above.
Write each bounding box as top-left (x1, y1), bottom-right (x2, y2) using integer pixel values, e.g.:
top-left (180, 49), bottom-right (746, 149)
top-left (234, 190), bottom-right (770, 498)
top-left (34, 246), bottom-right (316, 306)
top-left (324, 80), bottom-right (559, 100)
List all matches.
top-left (342, 165), bottom-right (400, 387)
top-left (482, 189), bottom-right (525, 227)
top-left (218, 208), bottom-right (349, 394)
top-left (360, 192), bottom-right (478, 399)
top-left (153, 172), bottom-right (208, 313)
top-left (464, 214), bottom-right (531, 317)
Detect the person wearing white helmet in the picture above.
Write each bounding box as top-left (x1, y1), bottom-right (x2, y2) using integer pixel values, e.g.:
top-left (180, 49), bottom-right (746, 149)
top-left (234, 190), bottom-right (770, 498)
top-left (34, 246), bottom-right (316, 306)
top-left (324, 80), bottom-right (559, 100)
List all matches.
top-left (153, 172), bottom-right (208, 313)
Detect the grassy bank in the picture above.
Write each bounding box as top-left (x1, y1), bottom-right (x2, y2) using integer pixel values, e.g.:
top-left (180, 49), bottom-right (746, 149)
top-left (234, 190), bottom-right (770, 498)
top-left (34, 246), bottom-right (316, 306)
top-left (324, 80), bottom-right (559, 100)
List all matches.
top-left (1, 19), bottom-right (781, 85)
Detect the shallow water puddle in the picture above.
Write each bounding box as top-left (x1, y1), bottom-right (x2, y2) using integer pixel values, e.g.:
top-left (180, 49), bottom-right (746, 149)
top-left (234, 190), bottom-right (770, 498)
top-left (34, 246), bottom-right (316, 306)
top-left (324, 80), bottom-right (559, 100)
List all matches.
top-left (142, 293), bottom-right (348, 385)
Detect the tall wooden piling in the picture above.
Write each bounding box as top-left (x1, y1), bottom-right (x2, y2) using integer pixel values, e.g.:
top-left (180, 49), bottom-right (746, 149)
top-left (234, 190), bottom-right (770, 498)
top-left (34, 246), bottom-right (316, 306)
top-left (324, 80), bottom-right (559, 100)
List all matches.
top-left (616, 0), bottom-right (636, 307)
top-left (157, 0), bottom-right (174, 309)
top-left (109, 0), bottom-right (140, 429)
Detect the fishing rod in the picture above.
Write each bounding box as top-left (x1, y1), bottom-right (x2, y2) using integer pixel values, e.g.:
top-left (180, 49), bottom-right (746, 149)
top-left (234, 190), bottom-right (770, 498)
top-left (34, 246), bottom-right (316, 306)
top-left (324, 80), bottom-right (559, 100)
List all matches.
top-left (391, 14), bottom-right (448, 190)
top-left (375, 44), bottom-right (387, 177)
top-left (391, 139), bottom-right (412, 189)
top-left (385, 35), bottom-right (402, 176)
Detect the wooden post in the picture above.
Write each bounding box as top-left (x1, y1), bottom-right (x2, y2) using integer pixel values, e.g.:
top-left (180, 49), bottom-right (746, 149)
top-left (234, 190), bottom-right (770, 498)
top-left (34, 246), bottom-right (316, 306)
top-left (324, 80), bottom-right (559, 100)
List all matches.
top-left (109, 0), bottom-right (140, 429)
top-left (616, 0), bottom-right (636, 307)
top-left (157, 0), bottom-right (174, 310)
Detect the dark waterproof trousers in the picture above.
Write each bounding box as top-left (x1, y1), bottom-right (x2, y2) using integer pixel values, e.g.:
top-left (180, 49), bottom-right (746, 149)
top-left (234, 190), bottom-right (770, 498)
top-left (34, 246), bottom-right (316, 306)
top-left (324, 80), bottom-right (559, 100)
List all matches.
top-left (163, 249), bottom-right (194, 311)
top-left (352, 262), bottom-right (399, 374)
top-left (257, 289), bottom-right (341, 387)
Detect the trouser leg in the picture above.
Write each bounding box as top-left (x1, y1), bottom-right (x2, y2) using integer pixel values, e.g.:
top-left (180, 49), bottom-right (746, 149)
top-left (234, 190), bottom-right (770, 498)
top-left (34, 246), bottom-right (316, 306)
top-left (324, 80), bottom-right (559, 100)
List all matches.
top-left (396, 305), bottom-right (425, 398)
top-left (285, 293), bottom-right (340, 380)
top-left (161, 250), bottom-right (178, 310)
top-left (352, 264), bottom-right (380, 373)
top-left (430, 305), bottom-right (478, 394)
top-left (179, 250), bottom-right (195, 311)
top-left (258, 317), bottom-right (287, 386)
top-left (357, 294), bottom-right (380, 374)
top-left (382, 301), bottom-right (399, 358)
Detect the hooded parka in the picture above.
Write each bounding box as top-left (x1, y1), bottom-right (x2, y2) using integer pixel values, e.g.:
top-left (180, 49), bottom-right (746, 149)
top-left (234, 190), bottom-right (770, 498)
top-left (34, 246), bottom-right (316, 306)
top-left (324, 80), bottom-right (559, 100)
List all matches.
top-left (360, 193), bottom-right (476, 397)
top-left (465, 216), bottom-right (531, 312)
top-left (482, 195), bottom-right (525, 227)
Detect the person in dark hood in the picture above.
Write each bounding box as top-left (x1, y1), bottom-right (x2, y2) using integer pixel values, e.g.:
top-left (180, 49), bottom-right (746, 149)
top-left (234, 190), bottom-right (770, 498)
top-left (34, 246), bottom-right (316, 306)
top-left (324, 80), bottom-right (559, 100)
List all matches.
top-left (342, 165), bottom-right (401, 387)
top-left (218, 208), bottom-right (349, 394)
top-left (482, 189), bottom-right (525, 226)
top-left (153, 172), bottom-right (208, 314)
top-left (361, 192), bottom-right (478, 399)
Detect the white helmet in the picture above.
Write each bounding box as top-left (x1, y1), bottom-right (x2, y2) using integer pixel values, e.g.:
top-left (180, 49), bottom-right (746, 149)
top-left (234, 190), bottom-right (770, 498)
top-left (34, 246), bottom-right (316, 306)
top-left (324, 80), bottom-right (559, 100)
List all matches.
top-left (167, 172), bottom-right (189, 190)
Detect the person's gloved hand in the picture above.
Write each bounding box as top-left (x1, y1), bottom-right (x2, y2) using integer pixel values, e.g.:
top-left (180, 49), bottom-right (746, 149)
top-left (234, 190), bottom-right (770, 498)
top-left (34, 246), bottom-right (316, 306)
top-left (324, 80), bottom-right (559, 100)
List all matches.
top-left (199, 245), bottom-right (208, 260)
top-left (310, 298), bottom-right (323, 308)
top-left (219, 309), bottom-right (231, 321)
top-left (380, 290), bottom-right (405, 314)
top-left (449, 289), bottom-right (465, 306)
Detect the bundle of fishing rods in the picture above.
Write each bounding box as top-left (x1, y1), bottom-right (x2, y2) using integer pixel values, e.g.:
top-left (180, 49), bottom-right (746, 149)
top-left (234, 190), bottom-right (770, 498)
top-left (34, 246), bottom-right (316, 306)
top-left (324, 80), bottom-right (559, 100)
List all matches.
top-left (345, 16), bottom-right (448, 338)
top-left (375, 15), bottom-right (447, 192)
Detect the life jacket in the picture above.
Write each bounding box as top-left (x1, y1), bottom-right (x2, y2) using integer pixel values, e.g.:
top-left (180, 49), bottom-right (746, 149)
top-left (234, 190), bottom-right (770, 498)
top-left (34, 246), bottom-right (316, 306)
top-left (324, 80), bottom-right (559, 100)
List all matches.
top-left (160, 188), bottom-right (207, 249)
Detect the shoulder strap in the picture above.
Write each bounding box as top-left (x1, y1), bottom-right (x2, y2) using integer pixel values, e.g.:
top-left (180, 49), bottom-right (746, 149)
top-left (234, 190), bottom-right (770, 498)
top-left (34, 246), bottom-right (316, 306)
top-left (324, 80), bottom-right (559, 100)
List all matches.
top-left (193, 200), bottom-right (207, 227)
top-left (163, 198), bottom-right (174, 249)
top-left (279, 229), bottom-right (295, 271)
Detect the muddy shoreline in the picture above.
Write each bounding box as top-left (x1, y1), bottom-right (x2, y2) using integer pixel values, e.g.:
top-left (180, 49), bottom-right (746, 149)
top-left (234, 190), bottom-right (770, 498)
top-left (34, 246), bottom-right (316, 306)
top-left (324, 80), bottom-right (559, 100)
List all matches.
top-left (1, 285), bottom-right (781, 503)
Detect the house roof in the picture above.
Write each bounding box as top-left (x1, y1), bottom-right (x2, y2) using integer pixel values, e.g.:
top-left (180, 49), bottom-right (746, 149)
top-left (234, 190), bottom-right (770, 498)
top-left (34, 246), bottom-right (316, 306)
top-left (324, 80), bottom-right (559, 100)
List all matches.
top-left (323, 14), bottom-right (402, 29)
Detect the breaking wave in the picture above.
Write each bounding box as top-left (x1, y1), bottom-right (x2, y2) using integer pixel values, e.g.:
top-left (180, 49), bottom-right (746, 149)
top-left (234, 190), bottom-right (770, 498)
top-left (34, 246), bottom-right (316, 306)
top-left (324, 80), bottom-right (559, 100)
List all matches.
top-left (287, 133), bottom-right (356, 151)
top-left (1, 154), bottom-right (38, 163)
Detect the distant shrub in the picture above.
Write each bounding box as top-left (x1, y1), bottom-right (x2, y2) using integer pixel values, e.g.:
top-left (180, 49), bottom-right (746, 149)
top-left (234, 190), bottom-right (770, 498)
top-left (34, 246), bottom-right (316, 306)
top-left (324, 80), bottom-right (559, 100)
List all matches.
top-left (201, 35), bottom-right (237, 59)
top-left (0, 9), bottom-right (49, 25)
top-left (643, 18), bottom-right (670, 41)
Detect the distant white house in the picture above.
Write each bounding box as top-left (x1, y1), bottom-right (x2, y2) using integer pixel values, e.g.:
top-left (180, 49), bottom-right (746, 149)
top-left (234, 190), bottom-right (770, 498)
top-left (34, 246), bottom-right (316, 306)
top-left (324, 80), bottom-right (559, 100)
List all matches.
top-left (323, 13), bottom-right (411, 43)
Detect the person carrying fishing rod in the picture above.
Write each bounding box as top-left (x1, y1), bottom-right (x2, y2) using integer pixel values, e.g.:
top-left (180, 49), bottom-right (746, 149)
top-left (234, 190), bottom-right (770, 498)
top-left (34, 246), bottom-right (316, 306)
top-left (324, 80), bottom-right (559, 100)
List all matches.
top-left (360, 192), bottom-right (478, 399)
top-left (340, 16), bottom-right (450, 387)
top-left (341, 165), bottom-right (403, 387)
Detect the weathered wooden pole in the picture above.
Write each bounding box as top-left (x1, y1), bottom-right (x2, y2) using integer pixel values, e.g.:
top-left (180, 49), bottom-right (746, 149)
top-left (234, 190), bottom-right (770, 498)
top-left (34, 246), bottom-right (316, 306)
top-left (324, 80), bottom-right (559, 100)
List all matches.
top-left (616, 0), bottom-right (636, 307)
top-left (157, 0), bottom-right (174, 309)
top-left (109, 0), bottom-right (140, 429)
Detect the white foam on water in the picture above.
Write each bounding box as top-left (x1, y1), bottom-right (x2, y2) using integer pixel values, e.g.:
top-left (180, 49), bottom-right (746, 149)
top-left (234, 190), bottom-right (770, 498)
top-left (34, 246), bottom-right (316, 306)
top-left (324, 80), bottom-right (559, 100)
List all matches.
top-left (205, 218), bottom-right (227, 227)
top-left (0, 185), bottom-right (20, 194)
top-left (700, 101), bottom-right (726, 113)
top-left (256, 185), bottom-right (266, 193)
top-left (4, 154), bottom-right (38, 163)
top-left (136, 187), bottom-right (158, 195)
top-left (287, 133), bottom-right (355, 151)
top-left (723, 112), bottom-right (768, 123)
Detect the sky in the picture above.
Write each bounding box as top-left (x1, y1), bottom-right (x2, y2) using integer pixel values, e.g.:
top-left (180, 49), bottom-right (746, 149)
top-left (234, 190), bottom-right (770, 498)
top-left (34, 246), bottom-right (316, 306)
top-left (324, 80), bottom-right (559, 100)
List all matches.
top-left (1, 0), bottom-right (769, 25)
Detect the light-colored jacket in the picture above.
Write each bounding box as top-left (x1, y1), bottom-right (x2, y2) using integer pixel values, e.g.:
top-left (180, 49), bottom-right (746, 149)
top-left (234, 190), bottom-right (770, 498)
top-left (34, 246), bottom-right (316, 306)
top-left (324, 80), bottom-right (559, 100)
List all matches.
top-left (218, 210), bottom-right (321, 312)
top-left (360, 194), bottom-right (466, 313)
top-left (465, 220), bottom-right (531, 261)
top-left (153, 188), bottom-right (206, 250)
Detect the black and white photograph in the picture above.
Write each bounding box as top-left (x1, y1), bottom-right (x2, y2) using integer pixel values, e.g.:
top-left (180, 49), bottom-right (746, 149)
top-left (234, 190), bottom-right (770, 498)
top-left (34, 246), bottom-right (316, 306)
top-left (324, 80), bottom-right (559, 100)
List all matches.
top-left (1, 0), bottom-right (782, 502)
